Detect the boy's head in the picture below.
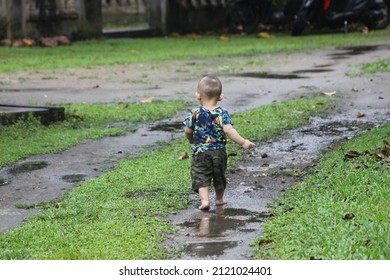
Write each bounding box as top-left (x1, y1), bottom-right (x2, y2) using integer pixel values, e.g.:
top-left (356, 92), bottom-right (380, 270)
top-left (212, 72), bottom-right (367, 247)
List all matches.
top-left (196, 76), bottom-right (223, 101)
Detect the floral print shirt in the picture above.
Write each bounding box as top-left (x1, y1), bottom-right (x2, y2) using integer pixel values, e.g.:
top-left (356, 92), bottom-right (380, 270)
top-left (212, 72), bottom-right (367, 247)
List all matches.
top-left (184, 106), bottom-right (232, 155)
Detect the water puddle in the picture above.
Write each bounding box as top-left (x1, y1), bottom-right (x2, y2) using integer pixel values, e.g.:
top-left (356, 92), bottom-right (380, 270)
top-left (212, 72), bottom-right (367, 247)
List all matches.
top-left (184, 241), bottom-right (238, 258)
top-left (149, 121), bottom-right (183, 132)
top-left (292, 68), bottom-right (334, 74)
top-left (179, 208), bottom-right (262, 237)
top-left (61, 174), bottom-right (87, 183)
top-left (9, 161), bottom-right (49, 174)
top-left (0, 177), bottom-right (9, 186)
top-left (329, 44), bottom-right (383, 59)
top-left (234, 72), bottom-right (306, 79)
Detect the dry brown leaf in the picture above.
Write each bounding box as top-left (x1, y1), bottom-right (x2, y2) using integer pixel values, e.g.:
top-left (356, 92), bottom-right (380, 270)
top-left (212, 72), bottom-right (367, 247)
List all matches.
top-left (345, 150), bottom-right (362, 159)
top-left (178, 151), bottom-right (189, 160)
top-left (356, 112), bottom-right (365, 118)
top-left (321, 91), bottom-right (336, 96)
top-left (219, 35), bottom-right (229, 41)
top-left (256, 32), bottom-right (272, 39)
top-left (188, 33), bottom-right (201, 39)
top-left (141, 97), bottom-right (155, 103)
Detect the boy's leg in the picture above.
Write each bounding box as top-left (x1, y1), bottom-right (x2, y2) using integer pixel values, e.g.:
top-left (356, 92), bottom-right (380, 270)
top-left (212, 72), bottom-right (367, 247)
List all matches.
top-left (213, 149), bottom-right (228, 206)
top-left (198, 186), bottom-right (210, 210)
top-left (215, 188), bottom-right (227, 206)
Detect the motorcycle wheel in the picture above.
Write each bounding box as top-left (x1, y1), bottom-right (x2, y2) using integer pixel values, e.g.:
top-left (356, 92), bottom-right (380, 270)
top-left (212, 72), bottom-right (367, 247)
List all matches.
top-left (228, 1), bottom-right (260, 34)
top-left (291, 17), bottom-right (308, 36)
top-left (366, 0), bottom-right (390, 29)
top-left (291, 0), bottom-right (323, 36)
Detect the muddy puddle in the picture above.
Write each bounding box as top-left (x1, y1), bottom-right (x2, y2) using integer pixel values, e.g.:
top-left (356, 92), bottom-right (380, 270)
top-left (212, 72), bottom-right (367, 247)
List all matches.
top-left (167, 108), bottom-right (389, 260)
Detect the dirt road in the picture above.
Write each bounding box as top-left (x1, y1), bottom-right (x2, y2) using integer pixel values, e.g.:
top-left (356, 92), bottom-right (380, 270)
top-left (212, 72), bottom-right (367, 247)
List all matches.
top-left (0, 41), bottom-right (389, 259)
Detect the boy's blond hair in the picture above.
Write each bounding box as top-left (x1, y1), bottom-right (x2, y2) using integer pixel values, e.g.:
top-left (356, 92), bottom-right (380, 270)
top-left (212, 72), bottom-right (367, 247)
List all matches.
top-left (197, 76), bottom-right (222, 99)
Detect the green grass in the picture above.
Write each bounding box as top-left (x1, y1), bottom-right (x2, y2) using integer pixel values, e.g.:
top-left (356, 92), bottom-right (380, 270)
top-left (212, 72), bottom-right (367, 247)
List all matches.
top-left (360, 58), bottom-right (390, 74)
top-left (1, 30), bottom-right (390, 72)
top-left (254, 122), bottom-right (390, 260)
top-left (0, 100), bottom-right (188, 167)
top-left (0, 97), bottom-right (331, 259)
top-left (348, 57), bottom-right (390, 77)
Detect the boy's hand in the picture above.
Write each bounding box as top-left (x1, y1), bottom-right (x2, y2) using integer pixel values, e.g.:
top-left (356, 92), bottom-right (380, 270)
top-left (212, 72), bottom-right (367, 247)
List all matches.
top-left (242, 139), bottom-right (256, 149)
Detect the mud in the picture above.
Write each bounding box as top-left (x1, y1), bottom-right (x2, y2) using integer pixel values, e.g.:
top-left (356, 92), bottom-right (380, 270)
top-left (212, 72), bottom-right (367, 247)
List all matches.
top-left (0, 41), bottom-right (389, 259)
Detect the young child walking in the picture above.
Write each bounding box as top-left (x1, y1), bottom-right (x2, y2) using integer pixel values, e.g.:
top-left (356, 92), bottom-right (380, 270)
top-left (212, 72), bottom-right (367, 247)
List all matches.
top-left (183, 76), bottom-right (256, 210)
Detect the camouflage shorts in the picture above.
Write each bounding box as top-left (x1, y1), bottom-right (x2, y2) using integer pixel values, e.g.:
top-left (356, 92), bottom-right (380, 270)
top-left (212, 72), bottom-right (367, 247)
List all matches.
top-left (191, 149), bottom-right (227, 192)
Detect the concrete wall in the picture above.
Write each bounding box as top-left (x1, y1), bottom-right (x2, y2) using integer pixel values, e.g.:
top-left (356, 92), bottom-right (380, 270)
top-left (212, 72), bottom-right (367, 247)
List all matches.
top-left (0, 0), bottom-right (102, 40)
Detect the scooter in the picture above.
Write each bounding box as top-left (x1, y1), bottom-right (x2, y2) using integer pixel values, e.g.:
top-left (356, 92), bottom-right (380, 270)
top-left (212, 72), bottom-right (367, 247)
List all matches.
top-left (292, 0), bottom-right (390, 36)
top-left (228, 0), bottom-right (302, 34)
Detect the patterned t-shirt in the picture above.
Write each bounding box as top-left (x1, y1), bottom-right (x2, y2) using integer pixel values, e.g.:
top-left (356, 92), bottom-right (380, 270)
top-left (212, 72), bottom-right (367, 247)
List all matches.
top-left (184, 106), bottom-right (232, 155)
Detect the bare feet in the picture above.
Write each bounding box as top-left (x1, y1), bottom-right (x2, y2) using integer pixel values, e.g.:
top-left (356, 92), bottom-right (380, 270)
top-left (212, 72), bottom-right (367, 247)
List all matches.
top-left (199, 200), bottom-right (210, 210)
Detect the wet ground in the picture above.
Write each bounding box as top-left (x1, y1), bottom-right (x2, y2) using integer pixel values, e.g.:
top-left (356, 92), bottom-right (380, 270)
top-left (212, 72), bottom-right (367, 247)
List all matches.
top-left (0, 41), bottom-right (389, 259)
top-left (166, 109), bottom-right (389, 259)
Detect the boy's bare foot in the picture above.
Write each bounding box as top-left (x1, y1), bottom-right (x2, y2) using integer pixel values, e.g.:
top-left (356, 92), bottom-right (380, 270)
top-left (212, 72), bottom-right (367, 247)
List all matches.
top-left (216, 200), bottom-right (227, 206)
top-left (199, 200), bottom-right (210, 210)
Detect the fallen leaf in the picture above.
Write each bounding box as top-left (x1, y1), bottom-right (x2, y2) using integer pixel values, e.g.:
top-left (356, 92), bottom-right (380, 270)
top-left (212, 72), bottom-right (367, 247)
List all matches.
top-left (219, 35), bottom-right (229, 41)
top-left (0, 39), bottom-right (12, 47)
top-left (23, 38), bottom-right (36, 47)
top-left (376, 152), bottom-right (385, 159)
top-left (321, 91), bottom-right (336, 96)
top-left (141, 97), bottom-right (154, 103)
top-left (343, 213), bottom-right (355, 220)
top-left (345, 150), bottom-right (361, 158)
top-left (188, 33), bottom-right (201, 39)
top-left (384, 140), bottom-right (390, 156)
top-left (256, 32), bottom-right (272, 39)
top-left (356, 112), bottom-right (365, 118)
top-left (178, 151), bottom-right (189, 160)
top-left (258, 239), bottom-right (274, 245)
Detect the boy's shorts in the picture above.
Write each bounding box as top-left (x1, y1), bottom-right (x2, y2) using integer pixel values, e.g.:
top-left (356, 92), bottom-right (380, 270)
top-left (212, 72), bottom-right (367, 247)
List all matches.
top-left (191, 149), bottom-right (227, 192)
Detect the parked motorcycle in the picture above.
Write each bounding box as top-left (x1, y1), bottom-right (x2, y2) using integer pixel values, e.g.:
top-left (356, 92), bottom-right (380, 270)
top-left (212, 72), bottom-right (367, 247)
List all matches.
top-left (292, 0), bottom-right (390, 36)
top-left (228, 0), bottom-right (302, 34)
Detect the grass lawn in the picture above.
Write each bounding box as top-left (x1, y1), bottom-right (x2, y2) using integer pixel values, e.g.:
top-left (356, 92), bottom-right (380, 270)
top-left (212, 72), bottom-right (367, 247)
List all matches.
top-left (1, 30), bottom-right (390, 73)
top-left (254, 122), bottom-right (390, 260)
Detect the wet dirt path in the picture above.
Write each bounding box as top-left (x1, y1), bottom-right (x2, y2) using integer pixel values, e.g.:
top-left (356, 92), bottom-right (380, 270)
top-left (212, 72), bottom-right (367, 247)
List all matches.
top-left (166, 109), bottom-right (389, 259)
top-left (0, 41), bottom-right (389, 259)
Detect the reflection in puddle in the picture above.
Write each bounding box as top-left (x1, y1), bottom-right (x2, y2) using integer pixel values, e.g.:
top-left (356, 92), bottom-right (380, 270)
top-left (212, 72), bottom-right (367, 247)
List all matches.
top-left (149, 122), bottom-right (183, 132)
top-left (184, 241), bottom-right (238, 258)
top-left (180, 207), bottom-right (262, 237)
top-left (235, 72), bottom-right (305, 79)
top-left (61, 174), bottom-right (87, 183)
top-left (178, 207), bottom-right (265, 258)
top-left (9, 161), bottom-right (49, 174)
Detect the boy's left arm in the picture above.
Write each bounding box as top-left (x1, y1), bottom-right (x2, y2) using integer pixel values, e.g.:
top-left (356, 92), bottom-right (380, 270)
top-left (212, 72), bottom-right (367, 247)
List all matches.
top-left (184, 126), bottom-right (194, 144)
